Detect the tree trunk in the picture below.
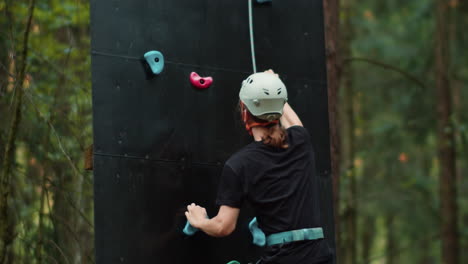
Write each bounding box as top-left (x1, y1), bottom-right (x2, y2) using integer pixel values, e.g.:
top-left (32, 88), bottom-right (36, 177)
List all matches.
top-left (1, 0), bottom-right (16, 95)
top-left (386, 215), bottom-right (397, 264)
top-left (322, 0), bottom-right (341, 254)
top-left (342, 0), bottom-right (357, 263)
top-left (435, 1), bottom-right (459, 264)
top-left (360, 215), bottom-right (374, 264)
top-left (0, 1), bottom-right (36, 263)
top-left (419, 238), bottom-right (431, 264)
top-left (449, 0), bottom-right (462, 185)
top-left (36, 168), bottom-right (47, 264)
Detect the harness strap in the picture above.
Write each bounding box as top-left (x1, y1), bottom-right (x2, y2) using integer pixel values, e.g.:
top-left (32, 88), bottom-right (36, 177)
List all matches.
top-left (266, 227), bottom-right (324, 246)
top-left (249, 218), bottom-right (324, 247)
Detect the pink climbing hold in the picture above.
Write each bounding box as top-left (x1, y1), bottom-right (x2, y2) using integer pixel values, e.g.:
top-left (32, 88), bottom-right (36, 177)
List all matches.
top-left (190, 72), bottom-right (213, 89)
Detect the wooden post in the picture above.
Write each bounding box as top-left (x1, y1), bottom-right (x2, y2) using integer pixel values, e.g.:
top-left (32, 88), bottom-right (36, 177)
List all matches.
top-left (84, 144), bottom-right (93, 171)
top-left (323, 0), bottom-right (341, 257)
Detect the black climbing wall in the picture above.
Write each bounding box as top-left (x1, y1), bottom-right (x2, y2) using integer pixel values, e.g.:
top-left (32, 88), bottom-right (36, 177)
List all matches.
top-left (90, 0), bottom-right (336, 263)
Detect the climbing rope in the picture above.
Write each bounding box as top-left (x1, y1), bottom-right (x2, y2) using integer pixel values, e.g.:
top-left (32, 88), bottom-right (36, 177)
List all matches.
top-left (248, 0), bottom-right (257, 73)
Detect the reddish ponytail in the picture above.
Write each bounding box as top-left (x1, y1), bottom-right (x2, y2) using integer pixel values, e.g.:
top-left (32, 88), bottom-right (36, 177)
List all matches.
top-left (261, 124), bottom-right (289, 149)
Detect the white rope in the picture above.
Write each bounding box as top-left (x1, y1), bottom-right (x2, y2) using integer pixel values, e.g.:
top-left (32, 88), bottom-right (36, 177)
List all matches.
top-left (248, 0), bottom-right (257, 73)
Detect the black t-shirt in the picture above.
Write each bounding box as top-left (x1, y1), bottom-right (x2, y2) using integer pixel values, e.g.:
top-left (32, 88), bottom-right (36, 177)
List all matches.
top-left (216, 126), bottom-right (332, 264)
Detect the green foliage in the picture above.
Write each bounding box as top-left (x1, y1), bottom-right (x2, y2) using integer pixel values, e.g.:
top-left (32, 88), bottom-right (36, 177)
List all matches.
top-left (340, 0), bottom-right (468, 263)
top-left (0, 0), bottom-right (93, 262)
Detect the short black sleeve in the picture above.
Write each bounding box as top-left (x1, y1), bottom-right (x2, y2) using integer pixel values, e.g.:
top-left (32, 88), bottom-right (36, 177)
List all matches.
top-left (286, 125), bottom-right (312, 146)
top-left (215, 164), bottom-right (244, 208)
top-left (287, 125), bottom-right (310, 137)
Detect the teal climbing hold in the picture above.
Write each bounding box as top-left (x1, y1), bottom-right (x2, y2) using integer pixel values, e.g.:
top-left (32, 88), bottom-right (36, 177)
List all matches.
top-left (183, 220), bottom-right (199, 236)
top-left (226, 261), bottom-right (240, 264)
top-left (183, 214), bottom-right (210, 236)
top-left (143, 50), bottom-right (164, 75)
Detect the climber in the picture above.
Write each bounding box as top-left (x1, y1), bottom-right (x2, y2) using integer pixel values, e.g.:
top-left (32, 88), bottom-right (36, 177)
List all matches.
top-left (185, 69), bottom-right (333, 264)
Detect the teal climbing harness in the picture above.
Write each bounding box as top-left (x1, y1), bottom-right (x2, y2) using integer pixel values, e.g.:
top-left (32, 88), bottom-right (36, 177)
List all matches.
top-left (249, 217), bottom-right (324, 247)
top-left (266, 227), bottom-right (324, 246)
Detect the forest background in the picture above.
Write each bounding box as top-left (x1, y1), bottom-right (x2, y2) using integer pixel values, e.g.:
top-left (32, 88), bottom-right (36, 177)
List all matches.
top-left (0, 0), bottom-right (466, 263)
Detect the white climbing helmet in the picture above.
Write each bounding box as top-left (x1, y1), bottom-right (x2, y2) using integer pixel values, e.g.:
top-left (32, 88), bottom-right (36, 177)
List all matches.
top-left (239, 72), bottom-right (288, 121)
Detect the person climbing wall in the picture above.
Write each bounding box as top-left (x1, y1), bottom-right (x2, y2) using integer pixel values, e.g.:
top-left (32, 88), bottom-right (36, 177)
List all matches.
top-left (91, 1), bottom-right (335, 263)
top-left (185, 70), bottom-right (333, 264)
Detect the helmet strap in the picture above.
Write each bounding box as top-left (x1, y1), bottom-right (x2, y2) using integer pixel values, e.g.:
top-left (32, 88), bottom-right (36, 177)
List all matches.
top-left (240, 102), bottom-right (279, 136)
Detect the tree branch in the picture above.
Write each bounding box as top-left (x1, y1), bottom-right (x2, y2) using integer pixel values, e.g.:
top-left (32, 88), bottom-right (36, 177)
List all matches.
top-left (0, 63), bottom-right (16, 80)
top-left (343, 57), bottom-right (426, 89)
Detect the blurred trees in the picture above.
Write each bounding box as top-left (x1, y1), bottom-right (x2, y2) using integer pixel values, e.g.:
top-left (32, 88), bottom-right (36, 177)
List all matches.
top-left (0, 0), bottom-right (93, 263)
top-left (1, 1), bottom-right (36, 262)
top-left (332, 0), bottom-right (467, 263)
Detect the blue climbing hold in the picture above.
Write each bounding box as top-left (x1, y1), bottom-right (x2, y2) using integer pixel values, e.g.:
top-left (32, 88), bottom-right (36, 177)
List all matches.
top-left (257, 0), bottom-right (272, 3)
top-left (249, 217), bottom-right (266, 246)
top-left (143, 50), bottom-right (164, 75)
top-left (183, 220), bottom-right (199, 236)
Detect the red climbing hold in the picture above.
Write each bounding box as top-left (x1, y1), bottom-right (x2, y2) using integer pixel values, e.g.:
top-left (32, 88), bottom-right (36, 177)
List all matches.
top-left (190, 72), bottom-right (213, 89)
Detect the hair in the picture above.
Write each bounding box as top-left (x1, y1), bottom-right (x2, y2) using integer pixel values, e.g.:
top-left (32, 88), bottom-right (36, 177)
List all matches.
top-left (263, 125), bottom-right (289, 149)
top-left (249, 115), bottom-right (289, 149)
